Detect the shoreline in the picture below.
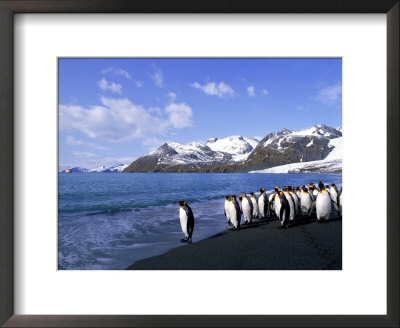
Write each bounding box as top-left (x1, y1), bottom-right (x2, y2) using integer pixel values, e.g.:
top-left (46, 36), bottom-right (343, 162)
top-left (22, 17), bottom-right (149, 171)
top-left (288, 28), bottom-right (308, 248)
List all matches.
top-left (127, 213), bottom-right (342, 270)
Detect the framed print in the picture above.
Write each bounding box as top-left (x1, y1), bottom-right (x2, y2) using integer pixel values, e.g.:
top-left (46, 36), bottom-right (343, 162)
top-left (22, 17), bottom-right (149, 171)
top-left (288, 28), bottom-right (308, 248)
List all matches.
top-left (0, 0), bottom-right (398, 327)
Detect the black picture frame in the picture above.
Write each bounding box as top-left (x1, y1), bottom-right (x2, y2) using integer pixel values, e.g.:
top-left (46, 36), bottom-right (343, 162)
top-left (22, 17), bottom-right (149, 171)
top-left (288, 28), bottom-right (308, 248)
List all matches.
top-left (0, 0), bottom-right (398, 327)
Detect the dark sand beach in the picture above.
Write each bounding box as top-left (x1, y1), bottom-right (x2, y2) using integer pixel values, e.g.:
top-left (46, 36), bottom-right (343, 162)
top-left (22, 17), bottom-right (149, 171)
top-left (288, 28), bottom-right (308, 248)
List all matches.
top-left (127, 215), bottom-right (342, 270)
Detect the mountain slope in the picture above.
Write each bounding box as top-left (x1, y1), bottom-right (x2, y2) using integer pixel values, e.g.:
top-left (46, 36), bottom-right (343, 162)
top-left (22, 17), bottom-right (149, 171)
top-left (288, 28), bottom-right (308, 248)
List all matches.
top-left (123, 125), bottom-right (342, 173)
top-left (244, 125), bottom-right (341, 168)
top-left (123, 136), bottom-right (260, 173)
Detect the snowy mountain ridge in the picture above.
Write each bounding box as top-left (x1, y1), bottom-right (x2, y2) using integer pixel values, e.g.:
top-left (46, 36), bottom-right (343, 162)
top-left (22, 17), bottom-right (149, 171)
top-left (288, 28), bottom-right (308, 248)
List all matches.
top-left (61, 163), bottom-right (128, 173)
top-left (124, 124), bottom-right (342, 173)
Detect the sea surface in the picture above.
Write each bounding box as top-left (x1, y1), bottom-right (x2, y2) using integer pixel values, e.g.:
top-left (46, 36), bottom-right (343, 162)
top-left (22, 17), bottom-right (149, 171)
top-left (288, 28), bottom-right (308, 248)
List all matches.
top-left (58, 173), bottom-right (342, 270)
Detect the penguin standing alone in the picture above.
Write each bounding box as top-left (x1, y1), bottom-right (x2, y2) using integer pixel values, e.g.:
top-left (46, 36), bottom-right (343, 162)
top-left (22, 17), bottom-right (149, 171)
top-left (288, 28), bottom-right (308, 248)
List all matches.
top-left (315, 182), bottom-right (332, 223)
top-left (258, 188), bottom-right (269, 219)
top-left (177, 201), bottom-right (195, 243)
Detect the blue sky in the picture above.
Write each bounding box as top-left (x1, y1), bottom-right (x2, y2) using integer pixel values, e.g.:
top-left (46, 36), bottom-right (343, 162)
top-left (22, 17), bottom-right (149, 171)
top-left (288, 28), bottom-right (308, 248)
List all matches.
top-left (58, 58), bottom-right (342, 169)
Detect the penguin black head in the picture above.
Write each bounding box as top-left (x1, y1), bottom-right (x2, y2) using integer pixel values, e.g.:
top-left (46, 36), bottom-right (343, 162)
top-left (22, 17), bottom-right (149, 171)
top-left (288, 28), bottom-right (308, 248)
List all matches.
top-left (318, 181), bottom-right (325, 190)
top-left (288, 186), bottom-right (293, 191)
top-left (260, 188), bottom-right (265, 194)
top-left (231, 195), bottom-right (236, 200)
top-left (225, 196), bottom-right (230, 200)
top-left (274, 186), bottom-right (279, 192)
top-left (331, 183), bottom-right (336, 187)
top-left (295, 187), bottom-right (300, 191)
top-left (177, 201), bottom-right (185, 206)
top-left (250, 192), bottom-right (255, 196)
top-left (304, 187), bottom-right (309, 192)
top-left (238, 195), bottom-right (243, 201)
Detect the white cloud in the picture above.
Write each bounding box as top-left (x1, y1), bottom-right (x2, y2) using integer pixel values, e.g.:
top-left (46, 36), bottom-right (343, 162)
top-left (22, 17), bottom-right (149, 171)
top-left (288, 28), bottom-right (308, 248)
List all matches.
top-left (165, 102), bottom-right (193, 128)
top-left (60, 97), bottom-right (193, 143)
top-left (97, 78), bottom-right (122, 94)
top-left (190, 81), bottom-right (235, 98)
top-left (134, 80), bottom-right (143, 87)
top-left (73, 151), bottom-right (96, 158)
top-left (316, 83), bottom-right (342, 104)
top-left (66, 136), bottom-right (110, 150)
top-left (262, 89), bottom-right (269, 95)
top-left (60, 97), bottom-right (168, 142)
top-left (167, 92), bottom-right (177, 102)
top-left (149, 66), bottom-right (164, 87)
top-left (247, 85), bottom-right (255, 96)
top-left (101, 67), bottom-right (132, 80)
top-left (101, 67), bottom-right (143, 87)
top-left (148, 107), bottom-right (162, 116)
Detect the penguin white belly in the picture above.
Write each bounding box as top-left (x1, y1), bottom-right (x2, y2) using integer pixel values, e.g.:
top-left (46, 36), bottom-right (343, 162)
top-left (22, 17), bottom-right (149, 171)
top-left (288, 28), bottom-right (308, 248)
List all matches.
top-left (224, 201), bottom-right (231, 222)
top-left (258, 195), bottom-right (265, 218)
top-left (242, 199), bottom-right (252, 223)
top-left (268, 193), bottom-right (275, 203)
top-left (316, 192), bottom-right (331, 221)
top-left (274, 196), bottom-right (281, 218)
top-left (284, 192), bottom-right (295, 221)
top-left (330, 189), bottom-right (340, 213)
top-left (251, 197), bottom-right (259, 217)
top-left (179, 207), bottom-right (189, 238)
top-left (301, 192), bottom-right (312, 215)
top-left (228, 202), bottom-right (239, 228)
top-left (290, 191), bottom-right (300, 214)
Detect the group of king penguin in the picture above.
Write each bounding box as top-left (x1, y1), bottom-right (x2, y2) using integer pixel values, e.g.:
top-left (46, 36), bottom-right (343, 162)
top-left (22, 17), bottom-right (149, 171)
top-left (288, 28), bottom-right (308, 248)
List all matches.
top-left (177, 182), bottom-right (342, 243)
top-left (224, 181), bottom-right (342, 230)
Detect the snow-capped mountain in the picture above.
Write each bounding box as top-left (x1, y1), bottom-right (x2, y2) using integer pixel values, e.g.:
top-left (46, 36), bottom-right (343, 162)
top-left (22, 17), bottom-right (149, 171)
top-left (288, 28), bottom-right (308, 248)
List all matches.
top-left (60, 164), bottom-right (128, 173)
top-left (123, 135), bottom-right (261, 172)
top-left (249, 136), bottom-right (342, 174)
top-left (123, 124), bottom-right (342, 173)
top-left (244, 124), bottom-right (342, 168)
top-left (206, 136), bottom-right (260, 162)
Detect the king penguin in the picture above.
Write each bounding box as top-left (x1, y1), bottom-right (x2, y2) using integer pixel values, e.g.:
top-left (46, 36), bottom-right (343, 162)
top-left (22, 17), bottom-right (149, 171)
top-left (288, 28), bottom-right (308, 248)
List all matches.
top-left (224, 196), bottom-right (232, 226)
top-left (249, 192), bottom-right (259, 219)
top-left (329, 184), bottom-right (341, 216)
top-left (282, 187), bottom-right (295, 221)
top-left (258, 188), bottom-right (269, 219)
top-left (274, 189), bottom-right (290, 228)
top-left (315, 182), bottom-right (332, 223)
top-left (177, 201), bottom-right (195, 243)
top-left (300, 186), bottom-right (313, 217)
top-left (229, 195), bottom-right (241, 229)
top-left (288, 186), bottom-right (300, 215)
top-left (239, 193), bottom-right (253, 224)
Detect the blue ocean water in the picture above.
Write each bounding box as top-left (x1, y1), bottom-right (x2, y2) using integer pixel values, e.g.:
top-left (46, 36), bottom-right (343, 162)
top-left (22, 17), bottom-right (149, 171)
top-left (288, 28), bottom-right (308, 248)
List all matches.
top-left (58, 173), bottom-right (342, 270)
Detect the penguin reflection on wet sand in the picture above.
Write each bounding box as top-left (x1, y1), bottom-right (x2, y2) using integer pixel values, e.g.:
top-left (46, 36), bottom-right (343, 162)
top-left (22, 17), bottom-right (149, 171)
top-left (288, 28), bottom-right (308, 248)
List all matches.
top-left (177, 201), bottom-right (195, 243)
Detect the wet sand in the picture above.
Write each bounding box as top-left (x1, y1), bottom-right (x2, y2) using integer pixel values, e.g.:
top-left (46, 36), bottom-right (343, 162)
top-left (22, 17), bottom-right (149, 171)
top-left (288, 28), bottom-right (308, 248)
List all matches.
top-left (127, 214), bottom-right (342, 270)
